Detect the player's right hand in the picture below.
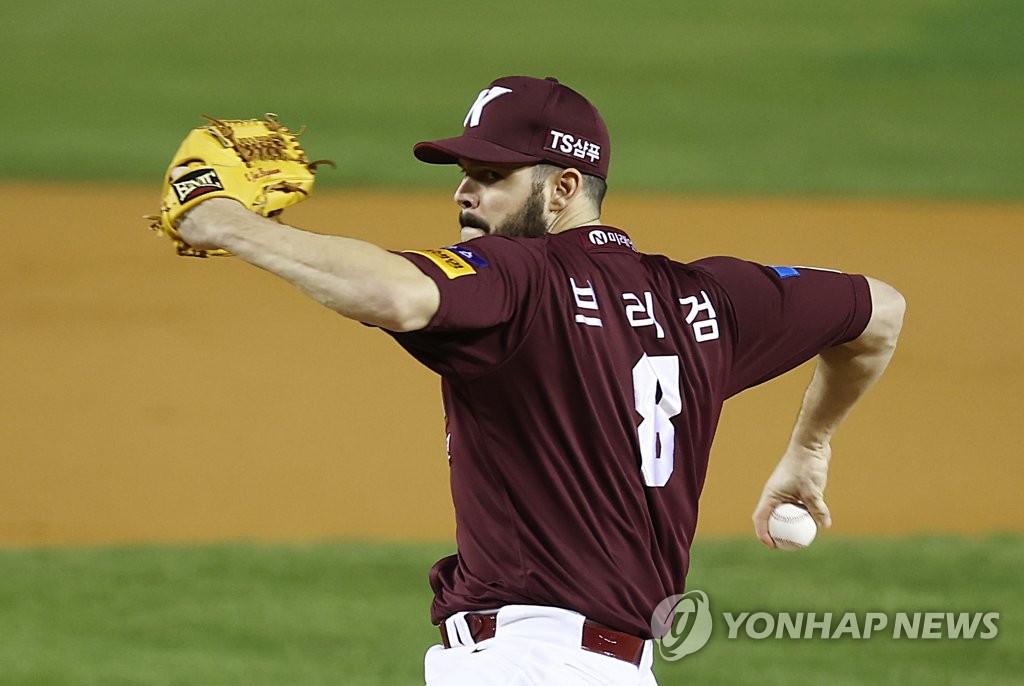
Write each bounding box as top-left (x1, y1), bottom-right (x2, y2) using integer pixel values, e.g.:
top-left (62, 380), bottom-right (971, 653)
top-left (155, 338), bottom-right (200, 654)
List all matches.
top-left (752, 443), bottom-right (832, 548)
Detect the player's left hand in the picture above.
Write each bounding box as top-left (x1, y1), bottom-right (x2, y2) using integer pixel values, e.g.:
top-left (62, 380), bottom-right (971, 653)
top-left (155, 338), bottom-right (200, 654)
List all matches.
top-left (147, 114), bottom-right (332, 258)
top-left (752, 443), bottom-right (832, 548)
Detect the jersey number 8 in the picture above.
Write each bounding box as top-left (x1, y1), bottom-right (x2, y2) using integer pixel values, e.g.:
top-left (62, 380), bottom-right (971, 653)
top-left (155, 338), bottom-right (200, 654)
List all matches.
top-left (632, 354), bottom-right (681, 487)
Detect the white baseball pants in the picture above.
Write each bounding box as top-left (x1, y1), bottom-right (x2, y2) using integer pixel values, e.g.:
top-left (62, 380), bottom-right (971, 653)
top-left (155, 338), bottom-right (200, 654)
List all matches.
top-left (423, 605), bottom-right (658, 686)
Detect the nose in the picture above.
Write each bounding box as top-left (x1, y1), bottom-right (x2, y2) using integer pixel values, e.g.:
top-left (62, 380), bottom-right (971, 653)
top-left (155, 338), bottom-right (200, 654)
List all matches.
top-left (453, 176), bottom-right (477, 209)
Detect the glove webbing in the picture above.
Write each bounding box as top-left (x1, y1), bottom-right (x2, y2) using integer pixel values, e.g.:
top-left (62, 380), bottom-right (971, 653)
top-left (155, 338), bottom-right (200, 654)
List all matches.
top-left (203, 114), bottom-right (302, 164)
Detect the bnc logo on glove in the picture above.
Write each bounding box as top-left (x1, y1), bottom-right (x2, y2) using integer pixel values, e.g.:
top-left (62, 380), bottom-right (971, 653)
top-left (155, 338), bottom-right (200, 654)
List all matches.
top-left (650, 590), bottom-right (714, 661)
top-left (172, 168), bottom-right (224, 203)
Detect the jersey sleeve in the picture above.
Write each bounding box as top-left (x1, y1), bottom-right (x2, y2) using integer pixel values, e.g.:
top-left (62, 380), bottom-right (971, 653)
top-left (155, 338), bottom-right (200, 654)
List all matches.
top-left (386, 236), bottom-right (545, 378)
top-left (694, 257), bottom-right (873, 398)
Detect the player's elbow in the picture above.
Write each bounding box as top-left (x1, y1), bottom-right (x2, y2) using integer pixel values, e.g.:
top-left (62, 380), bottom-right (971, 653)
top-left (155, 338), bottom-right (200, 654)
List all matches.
top-left (874, 279), bottom-right (907, 345)
top-left (381, 307), bottom-right (432, 333)
top-left (857, 277), bottom-right (906, 353)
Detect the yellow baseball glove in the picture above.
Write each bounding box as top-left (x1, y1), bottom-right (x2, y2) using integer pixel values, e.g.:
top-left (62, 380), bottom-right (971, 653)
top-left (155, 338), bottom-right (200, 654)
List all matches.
top-left (149, 114), bottom-right (333, 257)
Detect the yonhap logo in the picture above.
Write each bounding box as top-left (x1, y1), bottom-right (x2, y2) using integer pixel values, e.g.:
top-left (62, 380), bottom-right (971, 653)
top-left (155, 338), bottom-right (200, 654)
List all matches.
top-left (650, 589), bottom-right (1000, 661)
top-left (651, 590), bottom-right (714, 661)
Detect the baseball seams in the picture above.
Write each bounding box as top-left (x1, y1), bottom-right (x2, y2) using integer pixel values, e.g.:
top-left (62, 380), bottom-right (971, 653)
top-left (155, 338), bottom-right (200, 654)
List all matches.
top-left (768, 503), bottom-right (817, 550)
top-left (770, 509), bottom-right (810, 524)
top-left (774, 540), bottom-right (806, 552)
top-left (770, 536), bottom-right (806, 549)
top-left (770, 506), bottom-right (809, 548)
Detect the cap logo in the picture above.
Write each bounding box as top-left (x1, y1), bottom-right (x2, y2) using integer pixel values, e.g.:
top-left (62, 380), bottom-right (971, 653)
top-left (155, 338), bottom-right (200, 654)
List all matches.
top-left (545, 129), bottom-right (601, 163)
top-left (463, 86), bottom-right (513, 127)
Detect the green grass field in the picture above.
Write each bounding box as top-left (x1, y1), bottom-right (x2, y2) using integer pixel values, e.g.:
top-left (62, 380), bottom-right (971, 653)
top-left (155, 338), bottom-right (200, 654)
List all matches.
top-left (1, 537), bottom-right (1020, 685)
top-left (2, 0), bottom-right (1021, 197)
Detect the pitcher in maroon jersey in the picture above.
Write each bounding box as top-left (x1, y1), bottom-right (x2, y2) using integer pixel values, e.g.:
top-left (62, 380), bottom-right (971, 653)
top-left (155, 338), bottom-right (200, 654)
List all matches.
top-left (173, 76), bottom-right (905, 685)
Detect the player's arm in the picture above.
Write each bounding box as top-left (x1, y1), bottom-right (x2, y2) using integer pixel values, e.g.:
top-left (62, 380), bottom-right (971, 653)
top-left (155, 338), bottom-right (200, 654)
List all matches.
top-left (752, 276), bottom-right (906, 547)
top-left (177, 198), bottom-right (440, 332)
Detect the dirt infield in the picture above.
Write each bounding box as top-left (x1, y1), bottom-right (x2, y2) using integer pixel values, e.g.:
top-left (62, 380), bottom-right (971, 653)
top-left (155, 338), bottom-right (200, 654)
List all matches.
top-left (2, 184), bottom-right (1021, 546)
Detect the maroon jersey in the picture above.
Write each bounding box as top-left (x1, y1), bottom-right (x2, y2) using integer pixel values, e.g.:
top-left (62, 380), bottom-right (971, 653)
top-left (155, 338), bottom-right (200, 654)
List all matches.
top-left (389, 226), bottom-right (871, 638)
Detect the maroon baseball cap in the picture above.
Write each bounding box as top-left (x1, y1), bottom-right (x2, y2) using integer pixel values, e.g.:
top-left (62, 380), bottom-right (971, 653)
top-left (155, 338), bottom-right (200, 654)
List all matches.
top-left (414, 76), bottom-right (611, 179)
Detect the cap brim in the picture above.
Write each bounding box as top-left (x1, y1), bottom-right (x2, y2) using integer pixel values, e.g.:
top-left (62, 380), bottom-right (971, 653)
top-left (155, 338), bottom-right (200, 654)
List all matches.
top-left (413, 136), bottom-right (543, 167)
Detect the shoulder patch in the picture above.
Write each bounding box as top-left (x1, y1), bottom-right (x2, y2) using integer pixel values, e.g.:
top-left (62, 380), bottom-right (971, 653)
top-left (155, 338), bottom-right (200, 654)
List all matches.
top-left (444, 245), bottom-right (490, 268)
top-left (769, 266), bottom-right (801, 279)
top-left (404, 249), bottom-right (478, 279)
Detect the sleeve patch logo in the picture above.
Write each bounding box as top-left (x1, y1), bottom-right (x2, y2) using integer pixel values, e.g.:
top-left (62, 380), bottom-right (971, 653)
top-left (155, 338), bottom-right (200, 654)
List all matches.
top-left (404, 249), bottom-right (477, 279)
top-left (171, 168), bottom-right (224, 203)
top-left (769, 266), bottom-right (801, 279)
top-left (444, 246), bottom-right (490, 268)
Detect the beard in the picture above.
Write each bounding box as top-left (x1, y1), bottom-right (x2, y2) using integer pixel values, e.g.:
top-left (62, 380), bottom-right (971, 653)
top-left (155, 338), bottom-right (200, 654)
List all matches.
top-left (459, 180), bottom-right (548, 239)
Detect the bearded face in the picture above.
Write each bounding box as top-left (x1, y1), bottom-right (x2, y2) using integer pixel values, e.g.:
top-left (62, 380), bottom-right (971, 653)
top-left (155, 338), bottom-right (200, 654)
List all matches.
top-left (459, 178), bottom-right (548, 239)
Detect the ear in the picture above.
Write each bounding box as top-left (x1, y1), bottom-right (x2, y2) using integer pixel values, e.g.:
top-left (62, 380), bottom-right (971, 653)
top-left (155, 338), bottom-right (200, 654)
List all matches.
top-left (547, 167), bottom-right (584, 212)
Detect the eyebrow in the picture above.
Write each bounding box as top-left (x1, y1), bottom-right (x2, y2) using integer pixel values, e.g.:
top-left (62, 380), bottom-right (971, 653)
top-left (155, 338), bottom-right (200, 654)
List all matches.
top-left (460, 161), bottom-right (517, 176)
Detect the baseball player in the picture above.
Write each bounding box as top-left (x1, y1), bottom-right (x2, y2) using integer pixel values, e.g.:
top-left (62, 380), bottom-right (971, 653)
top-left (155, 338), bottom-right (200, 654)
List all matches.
top-left (171, 76), bottom-right (905, 685)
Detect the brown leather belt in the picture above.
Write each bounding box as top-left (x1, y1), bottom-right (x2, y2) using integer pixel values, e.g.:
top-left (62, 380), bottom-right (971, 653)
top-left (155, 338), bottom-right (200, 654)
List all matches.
top-left (439, 612), bottom-right (645, 666)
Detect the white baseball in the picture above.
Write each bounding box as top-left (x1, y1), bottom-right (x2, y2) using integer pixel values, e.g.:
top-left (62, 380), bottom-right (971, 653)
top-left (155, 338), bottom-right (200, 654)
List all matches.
top-left (768, 503), bottom-right (817, 551)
